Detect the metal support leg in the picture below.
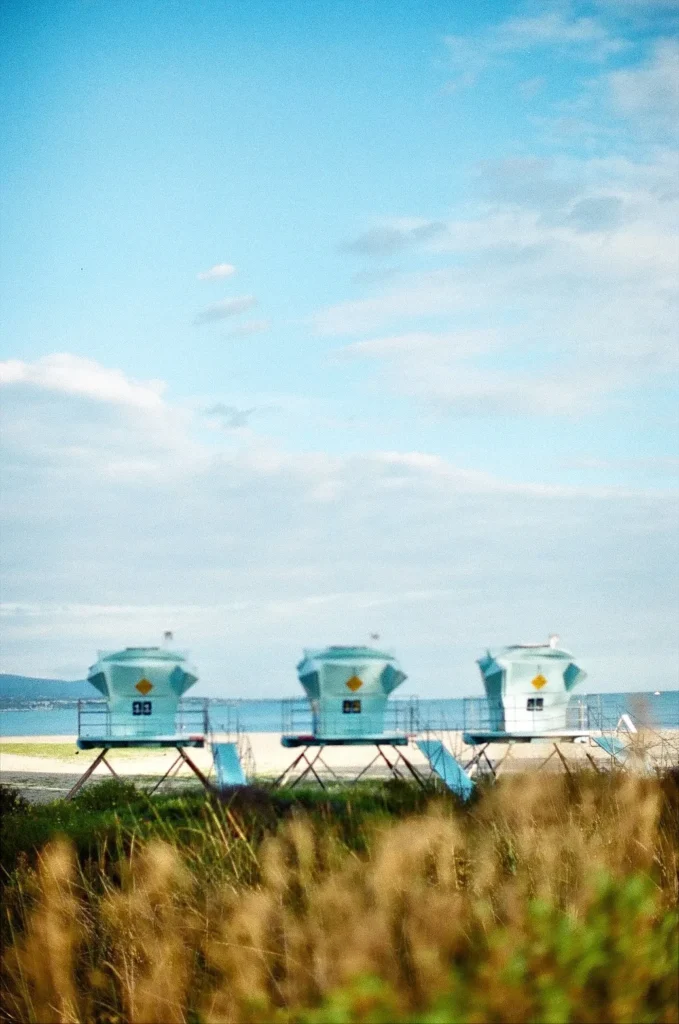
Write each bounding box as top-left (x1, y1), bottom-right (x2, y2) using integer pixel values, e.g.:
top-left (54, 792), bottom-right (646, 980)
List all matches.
top-left (481, 748), bottom-right (497, 778)
top-left (352, 749), bottom-right (383, 784)
top-left (313, 753), bottom-right (342, 783)
top-left (289, 748), bottom-right (326, 789)
top-left (176, 746), bottom-right (212, 790)
top-left (375, 745), bottom-right (402, 778)
top-left (464, 743), bottom-right (496, 779)
top-left (272, 748), bottom-right (309, 788)
top-left (66, 748), bottom-right (112, 800)
top-left (535, 746), bottom-right (558, 772)
top-left (490, 745), bottom-right (513, 777)
top-left (553, 743), bottom-right (573, 778)
top-left (464, 743), bottom-right (491, 774)
top-left (100, 755), bottom-right (119, 778)
top-left (148, 751), bottom-right (185, 795)
top-left (392, 747), bottom-right (427, 788)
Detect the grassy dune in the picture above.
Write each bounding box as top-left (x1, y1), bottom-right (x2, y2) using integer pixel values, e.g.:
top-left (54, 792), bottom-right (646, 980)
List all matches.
top-left (1, 772), bottom-right (678, 1023)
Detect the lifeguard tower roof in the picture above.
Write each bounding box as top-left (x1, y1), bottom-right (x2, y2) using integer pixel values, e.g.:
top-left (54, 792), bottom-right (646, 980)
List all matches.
top-left (285, 644), bottom-right (407, 745)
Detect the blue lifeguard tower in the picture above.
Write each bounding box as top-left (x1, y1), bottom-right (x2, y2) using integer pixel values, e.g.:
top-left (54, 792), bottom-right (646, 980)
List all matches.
top-left (432, 635), bottom-right (638, 793)
top-left (470, 635), bottom-right (588, 741)
top-left (67, 642), bottom-right (217, 798)
top-left (275, 645), bottom-right (421, 787)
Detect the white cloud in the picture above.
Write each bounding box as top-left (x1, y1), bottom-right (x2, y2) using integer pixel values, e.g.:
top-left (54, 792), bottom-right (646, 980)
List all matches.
top-left (495, 12), bottom-right (624, 55)
top-left (314, 269), bottom-right (472, 335)
top-left (518, 76), bottom-right (547, 99)
top-left (0, 354), bottom-right (165, 410)
top-left (595, 0), bottom-right (679, 12)
top-left (197, 263), bottom-right (236, 280)
top-left (224, 319), bottom-right (271, 338)
top-left (444, 10), bottom-right (627, 89)
top-left (1, 354), bottom-right (677, 692)
top-left (316, 153), bottom-right (678, 412)
top-left (336, 330), bottom-right (498, 360)
top-left (194, 295), bottom-right (257, 325)
top-left (608, 38), bottom-right (679, 129)
top-left (566, 455), bottom-right (679, 473)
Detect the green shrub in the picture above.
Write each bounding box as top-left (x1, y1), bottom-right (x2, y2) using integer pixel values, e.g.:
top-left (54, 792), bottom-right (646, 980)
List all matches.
top-left (70, 776), bottom-right (142, 812)
top-left (0, 784), bottom-right (28, 817)
top-left (1, 772), bottom-right (677, 1023)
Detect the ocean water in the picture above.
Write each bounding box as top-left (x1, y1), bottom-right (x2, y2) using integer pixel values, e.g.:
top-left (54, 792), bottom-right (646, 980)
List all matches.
top-left (0, 691), bottom-right (677, 736)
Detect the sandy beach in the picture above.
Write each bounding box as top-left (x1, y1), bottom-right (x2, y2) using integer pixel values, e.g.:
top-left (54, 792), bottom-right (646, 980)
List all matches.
top-left (2, 729), bottom-right (678, 803)
top-left (0, 733), bottom-right (432, 800)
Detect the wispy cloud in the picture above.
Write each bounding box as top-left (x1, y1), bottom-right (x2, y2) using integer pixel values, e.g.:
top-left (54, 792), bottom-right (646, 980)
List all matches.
top-left (224, 319), bottom-right (270, 338)
top-left (318, 152), bottom-right (679, 413)
top-left (608, 38), bottom-right (679, 131)
top-left (565, 455), bottom-right (679, 473)
top-left (336, 330), bottom-right (498, 360)
top-left (194, 295), bottom-right (256, 325)
top-left (204, 402), bottom-right (256, 428)
top-left (494, 12), bottom-right (625, 54)
top-left (518, 76), bottom-right (547, 99)
top-left (444, 10), bottom-right (628, 90)
top-left (315, 269), bottom-right (472, 335)
top-left (197, 262), bottom-right (236, 280)
top-left (343, 219), bottom-right (447, 256)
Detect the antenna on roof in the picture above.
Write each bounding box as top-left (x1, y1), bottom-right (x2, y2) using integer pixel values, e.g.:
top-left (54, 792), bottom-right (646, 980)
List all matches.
top-left (163, 630), bottom-right (174, 647)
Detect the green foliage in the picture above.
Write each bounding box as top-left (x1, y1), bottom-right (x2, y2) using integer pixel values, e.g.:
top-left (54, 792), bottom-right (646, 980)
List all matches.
top-left (0, 779), bottom-right (145, 880)
top-left (69, 776), bottom-right (142, 811)
top-left (0, 783), bottom-right (28, 817)
top-left (285, 876), bottom-right (679, 1023)
top-left (1, 771), bottom-right (677, 1023)
top-left (0, 777), bottom-right (438, 881)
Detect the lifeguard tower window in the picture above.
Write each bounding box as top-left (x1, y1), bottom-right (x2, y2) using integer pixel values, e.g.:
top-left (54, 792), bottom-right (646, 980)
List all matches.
top-left (132, 701), bottom-right (152, 716)
top-left (343, 699), bottom-right (361, 714)
top-left (527, 698), bottom-right (544, 711)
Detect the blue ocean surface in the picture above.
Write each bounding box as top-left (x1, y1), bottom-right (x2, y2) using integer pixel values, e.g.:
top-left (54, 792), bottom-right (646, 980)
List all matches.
top-left (1, 691), bottom-right (677, 736)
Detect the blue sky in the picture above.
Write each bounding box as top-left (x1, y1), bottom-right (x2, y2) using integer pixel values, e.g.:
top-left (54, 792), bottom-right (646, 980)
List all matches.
top-left (1, 0), bottom-right (677, 695)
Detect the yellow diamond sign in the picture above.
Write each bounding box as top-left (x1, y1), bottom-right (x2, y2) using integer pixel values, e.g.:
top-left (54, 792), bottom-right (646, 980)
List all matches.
top-left (346, 675), bottom-right (363, 692)
top-left (135, 678), bottom-right (153, 696)
top-left (531, 674), bottom-right (547, 691)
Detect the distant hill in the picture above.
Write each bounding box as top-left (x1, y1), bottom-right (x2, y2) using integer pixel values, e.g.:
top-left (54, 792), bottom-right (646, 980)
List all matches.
top-left (0, 674), bottom-right (95, 702)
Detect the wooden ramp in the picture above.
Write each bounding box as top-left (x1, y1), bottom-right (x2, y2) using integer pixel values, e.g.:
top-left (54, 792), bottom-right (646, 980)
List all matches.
top-left (416, 739), bottom-right (475, 800)
top-left (212, 742), bottom-right (247, 788)
top-left (592, 735), bottom-right (629, 764)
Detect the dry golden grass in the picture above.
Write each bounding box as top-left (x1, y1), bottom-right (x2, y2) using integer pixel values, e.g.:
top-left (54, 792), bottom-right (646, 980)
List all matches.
top-left (2, 771), bottom-right (678, 1024)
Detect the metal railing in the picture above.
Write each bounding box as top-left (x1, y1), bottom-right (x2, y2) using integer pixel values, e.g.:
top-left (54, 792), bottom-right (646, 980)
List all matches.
top-left (280, 696), bottom-right (420, 739)
top-left (77, 698), bottom-right (209, 741)
top-left (463, 696), bottom-right (594, 734)
top-left (281, 698), bottom-right (314, 736)
top-left (70, 693), bottom-right (678, 740)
